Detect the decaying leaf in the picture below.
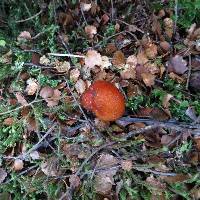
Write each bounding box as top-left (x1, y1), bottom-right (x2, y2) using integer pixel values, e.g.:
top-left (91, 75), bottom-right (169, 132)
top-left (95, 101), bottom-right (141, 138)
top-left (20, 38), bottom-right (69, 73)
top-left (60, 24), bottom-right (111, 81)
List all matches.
top-left (15, 92), bottom-right (28, 106)
top-left (3, 117), bottom-right (14, 126)
top-left (40, 86), bottom-right (61, 107)
top-left (75, 79), bottom-right (86, 94)
top-left (189, 71), bottom-right (200, 92)
top-left (161, 174), bottom-right (190, 184)
top-left (25, 78), bottom-right (39, 95)
top-left (94, 173), bottom-right (114, 195)
top-left (167, 55), bottom-right (188, 75)
top-left (161, 134), bottom-right (175, 145)
top-left (141, 73), bottom-right (155, 86)
top-left (121, 160), bottom-right (133, 171)
top-left (80, 3), bottom-right (91, 11)
top-left (41, 157), bottom-right (61, 176)
top-left (46, 89), bottom-right (61, 107)
top-left (85, 25), bottom-right (97, 39)
top-left (40, 86), bottom-right (54, 99)
top-left (137, 51), bottom-right (148, 65)
top-left (30, 151), bottom-right (40, 160)
top-left (70, 68), bottom-right (80, 82)
top-left (94, 154), bottom-right (119, 195)
top-left (54, 61), bottom-right (70, 73)
top-left (162, 93), bottom-right (173, 108)
top-left (146, 176), bottom-right (166, 190)
top-left (163, 18), bottom-right (174, 39)
top-left (85, 50), bottom-right (102, 68)
top-left (112, 50), bottom-right (125, 68)
top-left (69, 174), bottom-right (81, 189)
top-left (17, 31), bottom-right (32, 42)
top-left (0, 50), bottom-right (12, 64)
top-left (0, 168), bottom-right (7, 183)
top-left (120, 55), bottom-right (137, 79)
top-left (145, 43), bottom-right (158, 59)
top-left (39, 55), bottom-right (50, 65)
top-left (100, 56), bottom-right (111, 69)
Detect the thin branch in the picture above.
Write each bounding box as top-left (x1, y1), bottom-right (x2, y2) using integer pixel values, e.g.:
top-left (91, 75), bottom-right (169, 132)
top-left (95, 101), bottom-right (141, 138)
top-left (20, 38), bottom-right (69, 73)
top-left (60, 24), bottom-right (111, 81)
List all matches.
top-left (19, 123), bottom-right (57, 160)
top-left (174, 0), bottom-right (178, 35)
top-left (16, 10), bottom-right (43, 23)
top-left (48, 53), bottom-right (85, 58)
top-left (0, 99), bottom-right (45, 116)
top-left (186, 54), bottom-right (192, 90)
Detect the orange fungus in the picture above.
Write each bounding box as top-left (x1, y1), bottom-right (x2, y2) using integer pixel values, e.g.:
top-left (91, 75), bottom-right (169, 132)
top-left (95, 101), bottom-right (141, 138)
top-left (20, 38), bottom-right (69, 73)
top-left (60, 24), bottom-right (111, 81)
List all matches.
top-left (81, 80), bottom-right (125, 121)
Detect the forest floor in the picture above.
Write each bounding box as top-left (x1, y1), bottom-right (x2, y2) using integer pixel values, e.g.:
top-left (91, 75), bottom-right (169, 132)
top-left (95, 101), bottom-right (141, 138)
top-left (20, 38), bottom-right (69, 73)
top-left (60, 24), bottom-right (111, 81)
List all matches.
top-left (1, 0), bottom-right (200, 199)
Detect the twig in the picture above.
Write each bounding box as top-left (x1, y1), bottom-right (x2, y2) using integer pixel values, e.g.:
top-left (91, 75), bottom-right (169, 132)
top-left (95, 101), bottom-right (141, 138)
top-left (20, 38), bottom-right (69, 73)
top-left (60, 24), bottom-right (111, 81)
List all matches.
top-left (174, 0), bottom-right (178, 35)
top-left (16, 10), bottom-right (43, 23)
top-left (23, 62), bottom-right (53, 69)
top-left (116, 19), bottom-right (144, 33)
top-left (65, 80), bottom-right (89, 122)
top-left (19, 123), bottom-right (57, 160)
top-left (48, 53), bottom-right (85, 58)
top-left (4, 165), bottom-right (38, 184)
top-left (125, 125), bottom-right (159, 139)
top-left (186, 54), bottom-right (192, 90)
top-left (0, 99), bottom-right (45, 116)
top-left (80, 5), bottom-right (88, 25)
top-left (110, 0), bottom-right (114, 22)
top-left (117, 117), bottom-right (200, 139)
top-left (133, 167), bottom-right (177, 176)
top-left (94, 31), bottom-right (126, 49)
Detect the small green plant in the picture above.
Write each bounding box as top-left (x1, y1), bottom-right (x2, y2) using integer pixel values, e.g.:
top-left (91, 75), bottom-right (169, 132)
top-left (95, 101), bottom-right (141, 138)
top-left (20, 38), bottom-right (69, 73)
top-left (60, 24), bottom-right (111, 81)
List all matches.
top-left (127, 95), bottom-right (146, 112)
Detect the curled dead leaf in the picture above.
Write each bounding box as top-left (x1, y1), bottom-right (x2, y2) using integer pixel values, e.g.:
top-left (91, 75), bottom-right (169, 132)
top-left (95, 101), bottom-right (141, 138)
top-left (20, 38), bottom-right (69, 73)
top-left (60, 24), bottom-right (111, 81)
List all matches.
top-left (70, 68), bottom-right (80, 82)
top-left (162, 94), bottom-right (173, 108)
top-left (85, 25), bottom-right (97, 39)
top-left (40, 86), bottom-right (54, 99)
top-left (121, 160), bottom-right (133, 171)
top-left (141, 73), bottom-right (155, 87)
top-left (15, 92), bottom-right (28, 106)
top-left (17, 31), bottom-right (32, 42)
top-left (39, 55), bottom-right (50, 65)
top-left (54, 61), bottom-right (70, 73)
top-left (145, 43), bottom-right (158, 59)
top-left (112, 50), bottom-right (125, 68)
top-left (75, 79), bottom-right (86, 94)
top-left (40, 87), bottom-right (61, 107)
top-left (25, 78), bottom-right (39, 95)
top-left (85, 50), bottom-right (102, 68)
top-left (80, 3), bottom-right (91, 11)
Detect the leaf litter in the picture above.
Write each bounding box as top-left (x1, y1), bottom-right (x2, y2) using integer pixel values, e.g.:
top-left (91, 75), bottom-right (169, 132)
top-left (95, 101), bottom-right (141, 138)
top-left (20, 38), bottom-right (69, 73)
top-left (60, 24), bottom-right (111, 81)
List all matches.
top-left (1, 1), bottom-right (200, 199)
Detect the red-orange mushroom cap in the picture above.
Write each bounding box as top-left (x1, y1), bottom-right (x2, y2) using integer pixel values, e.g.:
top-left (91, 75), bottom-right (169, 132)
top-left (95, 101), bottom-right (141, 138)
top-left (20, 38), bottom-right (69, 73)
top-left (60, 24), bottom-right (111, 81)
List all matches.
top-left (80, 80), bottom-right (125, 121)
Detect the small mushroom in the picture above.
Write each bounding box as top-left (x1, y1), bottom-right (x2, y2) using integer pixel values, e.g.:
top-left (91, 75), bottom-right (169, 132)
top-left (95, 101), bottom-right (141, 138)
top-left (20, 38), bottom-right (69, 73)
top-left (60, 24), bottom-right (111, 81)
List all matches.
top-left (81, 80), bottom-right (125, 121)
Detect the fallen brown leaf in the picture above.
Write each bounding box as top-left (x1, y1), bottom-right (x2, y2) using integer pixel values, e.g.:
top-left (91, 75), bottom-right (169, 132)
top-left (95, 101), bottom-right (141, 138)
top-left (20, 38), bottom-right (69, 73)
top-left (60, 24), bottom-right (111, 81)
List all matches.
top-left (112, 50), bottom-right (125, 68)
top-left (25, 78), bottom-right (39, 95)
top-left (15, 92), bottom-right (28, 106)
top-left (167, 55), bottom-right (188, 75)
top-left (85, 50), bottom-right (102, 68)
